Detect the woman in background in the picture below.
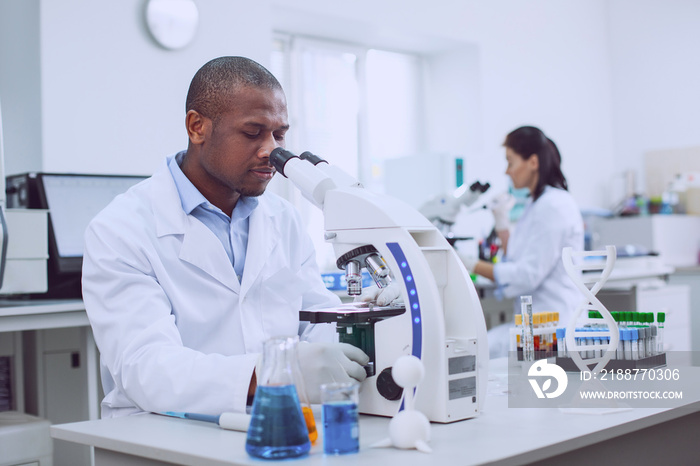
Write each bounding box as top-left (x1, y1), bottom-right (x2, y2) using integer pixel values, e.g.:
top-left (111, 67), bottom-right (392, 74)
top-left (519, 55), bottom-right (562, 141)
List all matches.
top-left (463, 126), bottom-right (584, 357)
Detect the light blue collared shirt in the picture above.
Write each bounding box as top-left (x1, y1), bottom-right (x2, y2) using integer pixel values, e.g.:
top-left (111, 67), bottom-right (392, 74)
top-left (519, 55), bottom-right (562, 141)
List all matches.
top-left (168, 152), bottom-right (258, 282)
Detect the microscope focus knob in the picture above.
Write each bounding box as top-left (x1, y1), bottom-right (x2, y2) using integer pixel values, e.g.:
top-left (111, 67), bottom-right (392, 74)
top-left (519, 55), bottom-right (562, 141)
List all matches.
top-left (376, 367), bottom-right (403, 401)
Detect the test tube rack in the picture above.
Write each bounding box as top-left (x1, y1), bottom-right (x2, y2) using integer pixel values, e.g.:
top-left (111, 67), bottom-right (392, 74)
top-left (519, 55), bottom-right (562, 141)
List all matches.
top-left (509, 324), bottom-right (667, 370)
top-left (511, 246), bottom-right (670, 372)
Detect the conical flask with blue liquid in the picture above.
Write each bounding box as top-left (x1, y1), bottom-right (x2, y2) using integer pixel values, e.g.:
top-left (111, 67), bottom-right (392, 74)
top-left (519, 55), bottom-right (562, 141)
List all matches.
top-left (245, 336), bottom-right (311, 459)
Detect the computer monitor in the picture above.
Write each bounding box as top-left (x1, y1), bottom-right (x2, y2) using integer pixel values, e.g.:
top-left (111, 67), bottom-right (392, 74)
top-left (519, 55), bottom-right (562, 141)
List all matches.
top-left (7, 173), bottom-right (148, 297)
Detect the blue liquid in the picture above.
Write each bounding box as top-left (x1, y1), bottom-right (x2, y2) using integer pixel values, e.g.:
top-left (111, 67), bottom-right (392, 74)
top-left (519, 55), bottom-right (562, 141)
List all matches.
top-left (245, 385), bottom-right (311, 460)
top-left (322, 401), bottom-right (359, 455)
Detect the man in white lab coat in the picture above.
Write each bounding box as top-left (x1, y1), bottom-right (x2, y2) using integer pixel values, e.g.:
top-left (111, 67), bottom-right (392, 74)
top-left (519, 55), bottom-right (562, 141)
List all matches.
top-left (82, 56), bottom-right (368, 418)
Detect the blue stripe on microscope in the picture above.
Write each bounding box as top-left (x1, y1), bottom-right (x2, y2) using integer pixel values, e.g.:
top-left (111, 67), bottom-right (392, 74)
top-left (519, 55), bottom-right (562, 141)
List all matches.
top-left (386, 242), bottom-right (422, 360)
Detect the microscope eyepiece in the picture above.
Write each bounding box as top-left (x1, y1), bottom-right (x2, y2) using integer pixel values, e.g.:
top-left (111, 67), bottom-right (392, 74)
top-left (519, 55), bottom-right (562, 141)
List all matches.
top-left (469, 181), bottom-right (490, 194)
top-left (299, 151), bottom-right (326, 165)
top-left (269, 148), bottom-right (298, 177)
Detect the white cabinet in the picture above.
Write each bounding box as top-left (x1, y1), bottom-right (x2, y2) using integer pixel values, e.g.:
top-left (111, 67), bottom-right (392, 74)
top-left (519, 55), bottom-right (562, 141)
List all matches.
top-left (593, 215), bottom-right (700, 267)
top-left (636, 284), bottom-right (690, 351)
top-left (24, 327), bottom-right (94, 466)
top-left (0, 332), bottom-right (22, 412)
top-left (668, 268), bottom-right (700, 357)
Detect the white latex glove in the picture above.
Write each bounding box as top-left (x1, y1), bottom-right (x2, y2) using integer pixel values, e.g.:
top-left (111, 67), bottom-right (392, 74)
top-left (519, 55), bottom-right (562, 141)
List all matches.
top-left (489, 192), bottom-right (516, 231)
top-left (457, 251), bottom-right (478, 273)
top-left (297, 342), bottom-right (369, 404)
top-left (355, 282), bottom-right (402, 306)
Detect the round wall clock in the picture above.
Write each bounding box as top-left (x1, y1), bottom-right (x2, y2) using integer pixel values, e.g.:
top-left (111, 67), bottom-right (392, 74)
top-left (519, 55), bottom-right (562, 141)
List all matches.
top-left (145, 0), bottom-right (199, 50)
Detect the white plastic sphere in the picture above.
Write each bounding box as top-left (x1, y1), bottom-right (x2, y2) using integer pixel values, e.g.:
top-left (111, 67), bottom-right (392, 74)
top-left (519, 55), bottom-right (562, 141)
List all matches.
top-left (388, 410), bottom-right (431, 449)
top-left (392, 355), bottom-right (425, 388)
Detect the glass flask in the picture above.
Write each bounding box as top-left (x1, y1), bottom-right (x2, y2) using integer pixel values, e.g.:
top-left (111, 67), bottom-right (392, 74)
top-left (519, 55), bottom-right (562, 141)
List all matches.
top-left (292, 356), bottom-right (318, 444)
top-left (245, 336), bottom-right (311, 459)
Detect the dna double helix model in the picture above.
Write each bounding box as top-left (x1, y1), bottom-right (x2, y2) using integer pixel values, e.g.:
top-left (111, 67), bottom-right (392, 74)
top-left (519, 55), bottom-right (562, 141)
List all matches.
top-left (561, 245), bottom-right (619, 374)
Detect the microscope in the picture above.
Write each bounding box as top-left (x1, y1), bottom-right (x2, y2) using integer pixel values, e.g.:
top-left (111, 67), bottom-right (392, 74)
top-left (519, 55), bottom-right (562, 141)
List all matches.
top-left (419, 180), bottom-right (490, 242)
top-left (270, 149), bottom-right (488, 423)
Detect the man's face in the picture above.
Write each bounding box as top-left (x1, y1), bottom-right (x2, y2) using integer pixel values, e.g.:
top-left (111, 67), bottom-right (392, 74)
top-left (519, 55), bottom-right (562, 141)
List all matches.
top-left (196, 85), bottom-right (289, 199)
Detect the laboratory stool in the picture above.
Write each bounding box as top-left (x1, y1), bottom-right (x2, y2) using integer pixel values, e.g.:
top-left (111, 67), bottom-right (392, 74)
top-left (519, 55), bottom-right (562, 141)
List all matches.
top-left (0, 411), bottom-right (53, 466)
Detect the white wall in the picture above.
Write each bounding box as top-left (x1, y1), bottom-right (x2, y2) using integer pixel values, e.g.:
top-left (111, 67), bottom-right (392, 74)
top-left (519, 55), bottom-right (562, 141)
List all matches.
top-left (0, 0), bottom-right (273, 176)
top-left (1, 0), bottom-right (698, 209)
top-left (465, 1), bottom-right (616, 209)
top-left (423, 46), bottom-right (483, 177)
top-left (271, 0), bottom-right (616, 208)
top-left (40, 0), bottom-right (274, 175)
top-left (607, 0), bottom-right (700, 195)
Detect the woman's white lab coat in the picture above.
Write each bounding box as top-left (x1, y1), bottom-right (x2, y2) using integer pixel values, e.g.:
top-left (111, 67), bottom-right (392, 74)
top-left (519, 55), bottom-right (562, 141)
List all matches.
top-left (82, 157), bottom-right (339, 418)
top-left (493, 186), bottom-right (584, 321)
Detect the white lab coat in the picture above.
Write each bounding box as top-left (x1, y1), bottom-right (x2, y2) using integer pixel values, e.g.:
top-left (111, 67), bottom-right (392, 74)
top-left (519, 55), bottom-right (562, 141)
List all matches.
top-left (494, 186), bottom-right (584, 321)
top-left (82, 157), bottom-right (339, 418)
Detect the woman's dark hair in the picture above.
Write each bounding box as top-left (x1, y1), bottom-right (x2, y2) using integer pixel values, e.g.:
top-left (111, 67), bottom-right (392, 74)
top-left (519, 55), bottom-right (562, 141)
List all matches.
top-left (503, 126), bottom-right (568, 200)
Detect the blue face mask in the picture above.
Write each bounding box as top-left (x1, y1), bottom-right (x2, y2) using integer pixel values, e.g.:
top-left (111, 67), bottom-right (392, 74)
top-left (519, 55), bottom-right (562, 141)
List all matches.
top-left (508, 185), bottom-right (531, 222)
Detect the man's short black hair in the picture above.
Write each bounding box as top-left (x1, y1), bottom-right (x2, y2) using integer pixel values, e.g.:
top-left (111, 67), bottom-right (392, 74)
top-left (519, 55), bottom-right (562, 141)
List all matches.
top-left (185, 56), bottom-right (282, 120)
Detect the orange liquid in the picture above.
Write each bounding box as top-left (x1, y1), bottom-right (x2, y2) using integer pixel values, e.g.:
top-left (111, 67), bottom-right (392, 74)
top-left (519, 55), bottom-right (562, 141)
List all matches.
top-left (302, 405), bottom-right (317, 444)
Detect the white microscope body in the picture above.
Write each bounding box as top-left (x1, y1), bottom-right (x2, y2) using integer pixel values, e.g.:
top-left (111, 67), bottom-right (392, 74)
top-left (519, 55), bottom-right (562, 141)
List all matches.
top-left (419, 180), bottom-right (490, 237)
top-left (271, 149), bottom-right (488, 423)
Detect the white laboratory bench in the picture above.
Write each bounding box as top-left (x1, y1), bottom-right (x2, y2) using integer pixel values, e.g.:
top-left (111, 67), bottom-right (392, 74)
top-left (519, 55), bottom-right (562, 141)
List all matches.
top-left (0, 298), bottom-right (88, 332)
top-left (51, 359), bottom-right (700, 466)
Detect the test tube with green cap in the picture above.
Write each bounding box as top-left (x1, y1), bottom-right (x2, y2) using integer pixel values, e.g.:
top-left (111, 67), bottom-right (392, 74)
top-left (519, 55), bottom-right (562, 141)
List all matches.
top-left (644, 313), bottom-right (653, 356)
top-left (657, 311), bottom-right (665, 354)
top-left (635, 313), bottom-right (646, 357)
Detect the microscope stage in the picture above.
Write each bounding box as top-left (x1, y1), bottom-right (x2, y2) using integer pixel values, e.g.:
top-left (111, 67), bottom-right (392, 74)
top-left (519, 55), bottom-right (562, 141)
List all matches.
top-left (299, 302), bottom-right (405, 324)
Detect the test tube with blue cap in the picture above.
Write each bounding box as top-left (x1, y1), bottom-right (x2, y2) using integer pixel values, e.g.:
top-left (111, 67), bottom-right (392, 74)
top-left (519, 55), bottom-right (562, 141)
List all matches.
top-left (616, 328), bottom-right (624, 359)
top-left (585, 328), bottom-right (594, 359)
top-left (556, 328), bottom-right (566, 358)
top-left (622, 329), bottom-right (632, 360)
top-left (630, 328), bottom-right (639, 360)
top-left (552, 312), bottom-right (560, 354)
